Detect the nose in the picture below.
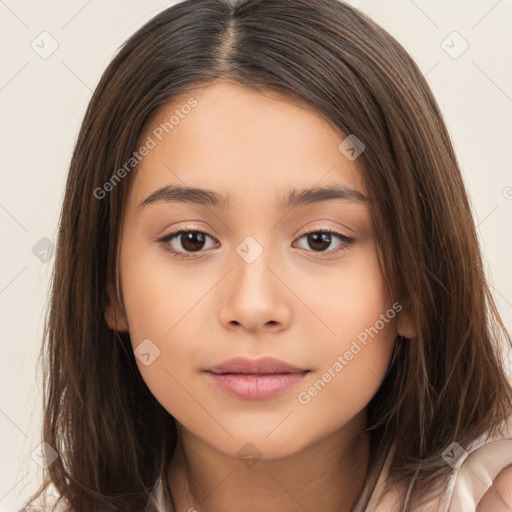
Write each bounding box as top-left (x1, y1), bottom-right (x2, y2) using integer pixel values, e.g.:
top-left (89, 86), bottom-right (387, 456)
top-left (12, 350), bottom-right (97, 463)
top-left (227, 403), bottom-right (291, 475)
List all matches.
top-left (217, 245), bottom-right (292, 334)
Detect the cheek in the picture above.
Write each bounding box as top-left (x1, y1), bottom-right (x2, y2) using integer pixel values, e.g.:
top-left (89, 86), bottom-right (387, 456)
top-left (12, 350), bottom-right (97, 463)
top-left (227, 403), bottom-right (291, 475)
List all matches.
top-left (296, 319), bottom-right (397, 412)
top-left (292, 239), bottom-right (393, 359)
top-left (119, 237), bottom-right (212, 342)
top-left (291, 243), bottom-right (397, 420)
top-left (118, 240), bottom-right (218, 417)
top-left (293, 279), bottom-right (397, 442)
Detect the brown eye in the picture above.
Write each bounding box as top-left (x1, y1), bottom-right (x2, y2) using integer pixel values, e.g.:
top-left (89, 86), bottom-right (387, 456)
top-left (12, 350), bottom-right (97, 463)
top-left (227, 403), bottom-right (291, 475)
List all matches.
top-left (158, 229), bottom-right (218, 257)
top-left (294, 229), bottom-right (355, 256)
top-left (179, 231), bottom-right (208, 252)
top-left (306, 232), bottom-right (333, 252)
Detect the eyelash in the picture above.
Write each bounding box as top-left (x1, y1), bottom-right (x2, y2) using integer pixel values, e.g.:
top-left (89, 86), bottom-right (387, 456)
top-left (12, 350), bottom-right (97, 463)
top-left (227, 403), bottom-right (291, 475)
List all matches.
top-left (156, 227), bottom-right (355, 259)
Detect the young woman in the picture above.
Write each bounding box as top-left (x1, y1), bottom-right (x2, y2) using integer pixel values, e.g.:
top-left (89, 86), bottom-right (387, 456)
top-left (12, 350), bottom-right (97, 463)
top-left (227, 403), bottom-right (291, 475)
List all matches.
top-left (25, 0), bottom-right (512, 511)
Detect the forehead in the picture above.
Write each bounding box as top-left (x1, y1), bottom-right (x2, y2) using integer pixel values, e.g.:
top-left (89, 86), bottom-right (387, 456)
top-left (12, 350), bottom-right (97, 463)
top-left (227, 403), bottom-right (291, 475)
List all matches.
top-left (128, 80), bottom-right (365, 205)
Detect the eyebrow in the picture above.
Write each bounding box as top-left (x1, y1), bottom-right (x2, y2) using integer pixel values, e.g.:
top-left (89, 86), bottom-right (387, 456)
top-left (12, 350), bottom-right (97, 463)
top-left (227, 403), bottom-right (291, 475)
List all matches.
top-left (139, 184), bottom-right (368, 210)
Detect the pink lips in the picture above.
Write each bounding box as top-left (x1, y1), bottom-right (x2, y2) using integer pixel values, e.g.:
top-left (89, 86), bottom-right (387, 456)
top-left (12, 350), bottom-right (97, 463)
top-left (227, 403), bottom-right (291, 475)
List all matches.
top-left (203, 356), bottom-right (310, 400)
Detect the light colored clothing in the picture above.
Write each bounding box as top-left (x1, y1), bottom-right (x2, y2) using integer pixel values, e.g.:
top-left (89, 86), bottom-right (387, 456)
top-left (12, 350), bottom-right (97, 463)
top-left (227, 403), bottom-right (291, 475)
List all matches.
top-left (367, 418), bottom-right (512, 511)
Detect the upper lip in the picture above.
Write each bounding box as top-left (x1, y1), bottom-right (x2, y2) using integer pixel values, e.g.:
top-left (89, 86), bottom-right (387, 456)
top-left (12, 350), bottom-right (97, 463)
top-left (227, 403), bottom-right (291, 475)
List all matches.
top-left (205, 356), bottom-right (309, 375)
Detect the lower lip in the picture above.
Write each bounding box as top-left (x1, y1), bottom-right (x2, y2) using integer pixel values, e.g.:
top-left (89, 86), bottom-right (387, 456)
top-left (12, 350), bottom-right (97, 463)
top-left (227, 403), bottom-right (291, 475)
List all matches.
top-left (204, 371), bottom-right (308, 400)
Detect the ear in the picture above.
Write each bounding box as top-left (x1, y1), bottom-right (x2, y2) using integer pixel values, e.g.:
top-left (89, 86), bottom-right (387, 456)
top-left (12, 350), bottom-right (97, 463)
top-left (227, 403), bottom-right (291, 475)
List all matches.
top-left (396, 301), bottom-right (416, 339)
top-left (105, 283), bottom-right (129, 332)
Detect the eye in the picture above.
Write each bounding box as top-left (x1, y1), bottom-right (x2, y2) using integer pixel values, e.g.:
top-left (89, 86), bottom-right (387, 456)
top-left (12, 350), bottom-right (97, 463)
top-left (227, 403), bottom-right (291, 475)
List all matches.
top-left (157, 229), bottom-right (219, 258)
top-left (293, 229), bottom-right (355, 257)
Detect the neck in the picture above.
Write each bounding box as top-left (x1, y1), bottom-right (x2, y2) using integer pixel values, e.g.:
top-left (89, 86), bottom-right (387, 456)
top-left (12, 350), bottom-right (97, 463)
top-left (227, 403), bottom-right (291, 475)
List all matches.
top-left (167, 411), bottom-right (370, 512)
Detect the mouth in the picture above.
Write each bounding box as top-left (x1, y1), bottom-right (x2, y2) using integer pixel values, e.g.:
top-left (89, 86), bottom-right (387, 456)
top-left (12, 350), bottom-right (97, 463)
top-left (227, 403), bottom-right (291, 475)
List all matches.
top-left (203, 356), bottom-right (310, 400)
top-left (205, 355), bottom-right (309, 375)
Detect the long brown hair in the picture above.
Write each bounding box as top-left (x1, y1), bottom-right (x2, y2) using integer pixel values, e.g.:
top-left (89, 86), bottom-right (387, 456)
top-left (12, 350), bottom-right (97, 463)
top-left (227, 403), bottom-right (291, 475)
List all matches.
top-left (26, 0), bottom-right (512, 510)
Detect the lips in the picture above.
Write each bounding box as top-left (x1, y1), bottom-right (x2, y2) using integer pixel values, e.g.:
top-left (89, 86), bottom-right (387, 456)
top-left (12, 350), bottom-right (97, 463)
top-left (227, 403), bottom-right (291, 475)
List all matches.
top-left (205, 356), bottom-right (309, 375)
top-left (203, 356), bottom-right (310, 400)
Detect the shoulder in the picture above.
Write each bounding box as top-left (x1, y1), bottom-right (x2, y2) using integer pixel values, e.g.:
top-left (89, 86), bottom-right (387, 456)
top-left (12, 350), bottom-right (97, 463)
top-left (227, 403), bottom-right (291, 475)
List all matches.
top-left (448, 419), bottom-right (512, 512)
top-left (476, 465), bottom-right (512, 512)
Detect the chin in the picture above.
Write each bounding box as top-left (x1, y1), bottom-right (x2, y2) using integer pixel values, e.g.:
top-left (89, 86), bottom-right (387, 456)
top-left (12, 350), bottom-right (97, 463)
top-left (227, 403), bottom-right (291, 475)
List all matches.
top-left (209, 430), bottom-right (311, 461)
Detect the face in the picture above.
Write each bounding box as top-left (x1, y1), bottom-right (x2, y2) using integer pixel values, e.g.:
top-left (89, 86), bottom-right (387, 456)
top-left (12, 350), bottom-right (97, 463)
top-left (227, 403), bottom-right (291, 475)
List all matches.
top-left (107, 80), bottom-right (410, 460)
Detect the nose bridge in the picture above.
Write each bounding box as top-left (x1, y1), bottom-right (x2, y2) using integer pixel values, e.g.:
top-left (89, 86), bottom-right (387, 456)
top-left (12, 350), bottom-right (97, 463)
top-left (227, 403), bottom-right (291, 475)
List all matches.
top-left (217, 233), bottom-right (290, 331)
top-left (232, 234), bottom-right (278, 300)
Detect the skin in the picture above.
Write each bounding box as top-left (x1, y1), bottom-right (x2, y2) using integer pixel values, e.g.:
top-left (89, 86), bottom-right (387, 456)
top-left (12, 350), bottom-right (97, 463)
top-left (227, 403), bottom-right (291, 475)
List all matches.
top-left (106, 80), bottom-right (415, 512)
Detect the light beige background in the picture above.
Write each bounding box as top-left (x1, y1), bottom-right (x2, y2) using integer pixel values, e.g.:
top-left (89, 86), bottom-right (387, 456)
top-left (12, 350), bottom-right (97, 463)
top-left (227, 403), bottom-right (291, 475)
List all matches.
top-left (1, 1), bottom-right (511, 510)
